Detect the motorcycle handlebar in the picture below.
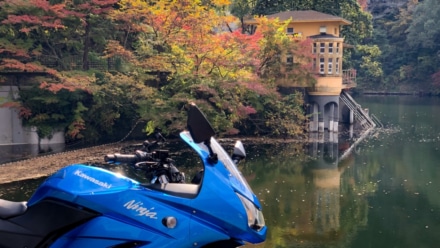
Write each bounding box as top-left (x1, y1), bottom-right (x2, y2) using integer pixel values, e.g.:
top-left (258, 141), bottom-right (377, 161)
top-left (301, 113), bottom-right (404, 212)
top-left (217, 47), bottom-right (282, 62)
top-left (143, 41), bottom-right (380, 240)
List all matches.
top-left (104, 154), bottom-right (138, 163)
top-left (105, 150), bottom-right (150, 164)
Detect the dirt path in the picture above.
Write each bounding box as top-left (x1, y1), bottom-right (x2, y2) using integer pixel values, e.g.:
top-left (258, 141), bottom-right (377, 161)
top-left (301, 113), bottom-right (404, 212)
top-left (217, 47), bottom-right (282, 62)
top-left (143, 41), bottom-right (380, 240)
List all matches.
top-left (0, 142), bottom-right (133, 184)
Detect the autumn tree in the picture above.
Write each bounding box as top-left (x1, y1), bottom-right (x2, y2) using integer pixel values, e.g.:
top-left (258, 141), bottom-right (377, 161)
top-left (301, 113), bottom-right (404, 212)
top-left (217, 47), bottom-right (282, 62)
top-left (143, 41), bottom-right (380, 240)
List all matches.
top-left (63, 0), bottom-right (118, 71)
top-left (108, 0), bottom-right (308, 137)
top-left (0, 0), bottom-right (64, 74)
top-left (109, 0), bottom-right (261, 134)
top-left (1, 0), bottom-right (312, 141)
top-left (0, 0), bottom-right (91, 139)
top-left (0, 0), bottom-right (147, 141)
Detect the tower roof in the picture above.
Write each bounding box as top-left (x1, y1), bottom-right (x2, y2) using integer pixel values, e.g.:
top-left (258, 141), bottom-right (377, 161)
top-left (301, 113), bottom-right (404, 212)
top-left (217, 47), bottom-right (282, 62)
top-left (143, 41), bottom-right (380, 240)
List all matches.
top-left (246, 10), bottom-right (351, 25)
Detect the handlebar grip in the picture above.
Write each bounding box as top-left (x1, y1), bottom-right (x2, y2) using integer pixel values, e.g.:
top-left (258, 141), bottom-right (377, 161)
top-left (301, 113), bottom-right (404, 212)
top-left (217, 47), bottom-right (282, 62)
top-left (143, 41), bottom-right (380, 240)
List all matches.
top-left (105, 153), bottom-right (139, 163)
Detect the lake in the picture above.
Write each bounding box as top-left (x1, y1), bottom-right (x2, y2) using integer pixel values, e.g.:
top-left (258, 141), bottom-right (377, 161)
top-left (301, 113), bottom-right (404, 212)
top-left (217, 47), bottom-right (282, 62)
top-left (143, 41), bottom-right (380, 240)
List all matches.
top-left (1, 95), bottom-right (439, 247)
top-left (243, 95), bottom-right (440, 247)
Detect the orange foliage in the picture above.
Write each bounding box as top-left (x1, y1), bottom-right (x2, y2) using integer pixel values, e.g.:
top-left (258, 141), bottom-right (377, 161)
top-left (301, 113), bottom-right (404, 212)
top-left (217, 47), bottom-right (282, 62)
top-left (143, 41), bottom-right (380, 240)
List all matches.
top-left (0, 101), bottom-right (21, 108)
top-left (67, 119), bottom-right (86, 138)
top-left (110, 0), bottom-right (255, 80)
top-left (358, 0), bottom-right (368, 11)
top-left (39, 74), bottom-right (94, 93)
top-left (103, 40), bottom-right (135, 61)
top-left (0, 59), bottom-right (44, 72)
top-left (19, 107), bottom-right (33, 119)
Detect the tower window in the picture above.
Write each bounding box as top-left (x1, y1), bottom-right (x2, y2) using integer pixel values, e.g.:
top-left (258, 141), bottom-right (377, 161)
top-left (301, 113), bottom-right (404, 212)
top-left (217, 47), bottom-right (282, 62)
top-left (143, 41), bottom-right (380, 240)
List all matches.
top-left (336, 58), bottom-right (340, 74)
top-left (319, 58), bottom-right (325, 74)
top-left (328, 58), bottom-right (333, 74)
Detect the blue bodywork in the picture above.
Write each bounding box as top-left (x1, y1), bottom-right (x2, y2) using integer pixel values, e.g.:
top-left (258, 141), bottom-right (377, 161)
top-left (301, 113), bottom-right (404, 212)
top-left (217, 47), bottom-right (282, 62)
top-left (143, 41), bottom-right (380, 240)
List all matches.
top-left (27, 131), bottom-right (267, 247)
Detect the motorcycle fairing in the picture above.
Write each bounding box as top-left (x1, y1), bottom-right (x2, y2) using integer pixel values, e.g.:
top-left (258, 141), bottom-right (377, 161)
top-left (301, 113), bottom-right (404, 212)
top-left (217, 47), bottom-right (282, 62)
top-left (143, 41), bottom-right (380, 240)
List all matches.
top-left (27, 165), bottom-right (198, 246)
top-left (49, 216), bottom-right (153, 247)
top-left (28, 164), bottom-right (140, 205)
top-left (180, 131), bottom-right (266, 244)
top-left (179, 131), bottom-right (259, 207)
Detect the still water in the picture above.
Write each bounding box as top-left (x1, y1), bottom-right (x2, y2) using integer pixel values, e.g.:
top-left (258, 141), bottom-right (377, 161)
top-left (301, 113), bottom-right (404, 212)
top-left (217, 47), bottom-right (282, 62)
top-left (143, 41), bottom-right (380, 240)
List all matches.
top-left (1, 95), bottom-right (440, 247)
top-left (244, 95), bottom-right (440, 248)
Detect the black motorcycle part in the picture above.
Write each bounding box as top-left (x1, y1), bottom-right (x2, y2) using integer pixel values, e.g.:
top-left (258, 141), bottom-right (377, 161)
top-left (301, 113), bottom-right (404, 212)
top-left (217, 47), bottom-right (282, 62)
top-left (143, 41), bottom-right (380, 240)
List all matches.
top-left (187, 104), bottom-right (218, 164)
top-left (187, 104), bottom-right (215, 144)
top-left (0, 199), bottom-right (99, 248)
top-left (105, 150), bottom-right (149, 164)
top-left (202, 239), bottom-right (244, 248)
top-left (110, 241), bottom-right (150, 248)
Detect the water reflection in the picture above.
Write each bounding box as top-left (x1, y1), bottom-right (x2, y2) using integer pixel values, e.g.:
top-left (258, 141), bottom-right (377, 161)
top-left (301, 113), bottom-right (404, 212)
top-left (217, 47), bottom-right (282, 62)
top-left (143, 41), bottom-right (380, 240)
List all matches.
top-left (241, 128), bottom-right (374, 248)
top-left (0, 143), bottom-right (65, 164)
top-left (0, 178), bottom-right (44, 201)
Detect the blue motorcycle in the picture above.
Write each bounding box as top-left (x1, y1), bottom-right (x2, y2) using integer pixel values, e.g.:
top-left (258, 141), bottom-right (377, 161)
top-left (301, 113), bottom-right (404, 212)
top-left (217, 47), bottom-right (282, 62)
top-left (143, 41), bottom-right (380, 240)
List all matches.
top-left (0, 104), bottom-right (267, 247)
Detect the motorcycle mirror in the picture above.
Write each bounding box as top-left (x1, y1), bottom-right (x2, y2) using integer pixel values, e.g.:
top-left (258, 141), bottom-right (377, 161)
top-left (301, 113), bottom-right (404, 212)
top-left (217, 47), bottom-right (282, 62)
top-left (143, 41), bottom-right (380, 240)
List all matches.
top-left (232, 141), bottom-right (246, 165)
top-left (187, 103), bottom-right (215, 144)
top-left (233, 141), bottom-right (246, 159)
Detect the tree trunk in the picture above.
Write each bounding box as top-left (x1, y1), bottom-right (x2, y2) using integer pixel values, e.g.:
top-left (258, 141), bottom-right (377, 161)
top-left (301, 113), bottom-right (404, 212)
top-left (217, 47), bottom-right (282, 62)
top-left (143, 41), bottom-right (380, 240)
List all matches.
top-left (83, 17), bottom-right (91, 71)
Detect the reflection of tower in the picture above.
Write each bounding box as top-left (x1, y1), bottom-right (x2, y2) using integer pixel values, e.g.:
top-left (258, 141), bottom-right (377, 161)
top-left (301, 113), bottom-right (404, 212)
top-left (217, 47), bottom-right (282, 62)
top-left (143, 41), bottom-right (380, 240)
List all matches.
top-left (310, 169), bottom-right (341, 234)
top-left (304, 136), bottom-right (342, 236)
top-left (308, 132), bottom-right (339, 161)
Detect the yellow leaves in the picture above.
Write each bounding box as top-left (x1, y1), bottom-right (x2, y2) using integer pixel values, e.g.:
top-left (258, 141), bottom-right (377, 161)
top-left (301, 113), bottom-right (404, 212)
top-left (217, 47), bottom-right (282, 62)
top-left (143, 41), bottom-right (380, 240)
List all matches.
top-left (170, 44), bottom-right (193, 74)
top-left (95, 72), bottom-right (156, 100)
top-left (109, 0), bottom-right (260, 84)
top-left (215, 0), bottom-right (231, 6)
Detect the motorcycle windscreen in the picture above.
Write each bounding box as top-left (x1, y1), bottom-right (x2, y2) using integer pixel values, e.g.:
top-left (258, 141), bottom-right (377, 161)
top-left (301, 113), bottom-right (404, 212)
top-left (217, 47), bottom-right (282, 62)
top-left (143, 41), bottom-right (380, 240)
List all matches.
top-left (179, 132), bottom-right (255, 204)
top-left (209, 138), bottom-right (256, 202)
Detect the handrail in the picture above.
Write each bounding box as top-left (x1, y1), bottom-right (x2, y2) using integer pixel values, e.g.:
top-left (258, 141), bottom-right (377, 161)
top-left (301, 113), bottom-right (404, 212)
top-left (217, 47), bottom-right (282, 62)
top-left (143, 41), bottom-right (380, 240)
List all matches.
top-left (340, 91), bottom-right (377, 129)
top-left (370, 114), bottom-right (384, 128)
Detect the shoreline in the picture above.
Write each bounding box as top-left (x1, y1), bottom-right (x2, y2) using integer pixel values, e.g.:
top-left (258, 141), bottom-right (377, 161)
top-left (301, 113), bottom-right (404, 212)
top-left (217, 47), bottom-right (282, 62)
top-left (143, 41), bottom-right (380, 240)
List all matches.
top-left (361, 91), bottom-right (438, 96)
top-left (0, 128), bottom-right (366, 184)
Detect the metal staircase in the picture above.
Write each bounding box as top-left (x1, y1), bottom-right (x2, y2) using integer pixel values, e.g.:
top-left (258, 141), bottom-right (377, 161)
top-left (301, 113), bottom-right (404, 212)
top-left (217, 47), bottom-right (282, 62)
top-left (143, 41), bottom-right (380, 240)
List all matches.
top-left (340, 91), bottom-right (380, 129)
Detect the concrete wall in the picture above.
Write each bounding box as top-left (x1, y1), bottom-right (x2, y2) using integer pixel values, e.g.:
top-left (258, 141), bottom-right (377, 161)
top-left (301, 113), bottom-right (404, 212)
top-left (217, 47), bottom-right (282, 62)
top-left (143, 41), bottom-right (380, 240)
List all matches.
top-left (0, 85), bottom-right (65, 145)
top-left (0, 85), bottom-right (29, 144)
top-left (308, 76), bottom-right (343, 96)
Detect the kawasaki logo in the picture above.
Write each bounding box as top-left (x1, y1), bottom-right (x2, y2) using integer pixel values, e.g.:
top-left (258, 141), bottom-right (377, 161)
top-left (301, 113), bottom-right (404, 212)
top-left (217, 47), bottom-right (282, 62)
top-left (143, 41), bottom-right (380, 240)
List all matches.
top-left (74, 170), bottom-right (112, 189)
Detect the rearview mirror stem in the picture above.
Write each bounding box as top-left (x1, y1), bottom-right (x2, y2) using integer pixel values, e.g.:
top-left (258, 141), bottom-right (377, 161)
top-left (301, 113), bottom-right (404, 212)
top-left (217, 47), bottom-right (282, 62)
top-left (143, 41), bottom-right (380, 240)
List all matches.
top-left (204, 140), bottom-right (218, 164)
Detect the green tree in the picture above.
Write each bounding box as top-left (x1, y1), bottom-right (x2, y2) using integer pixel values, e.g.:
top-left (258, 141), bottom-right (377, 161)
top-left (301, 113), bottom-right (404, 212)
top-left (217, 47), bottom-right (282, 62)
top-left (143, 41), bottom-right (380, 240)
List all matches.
top-left (353, 44), bottom-right (383, 88)
top-left (17, 86), bottom-right (89, 139)
top-left (406, 0), bottom-right (440, 89)
top-left (340, 0), bottom-right (373, 46)
top-left (406, 0), bottom-right (440, 50)
top-left (371, 0), bottom-right (440, 90)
